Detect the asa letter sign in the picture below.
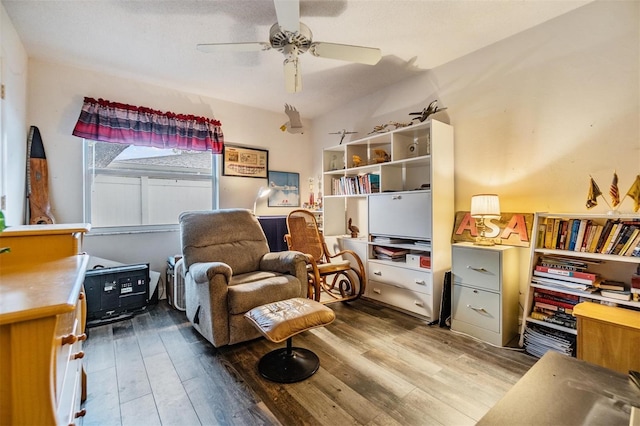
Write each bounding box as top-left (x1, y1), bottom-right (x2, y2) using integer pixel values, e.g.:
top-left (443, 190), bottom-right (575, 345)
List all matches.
top-left (452, 212), bottom-right (533, 247)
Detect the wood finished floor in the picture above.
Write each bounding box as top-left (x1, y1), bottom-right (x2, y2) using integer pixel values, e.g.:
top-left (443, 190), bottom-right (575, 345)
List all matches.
top-left (82, 299), bottom-right (537, 426)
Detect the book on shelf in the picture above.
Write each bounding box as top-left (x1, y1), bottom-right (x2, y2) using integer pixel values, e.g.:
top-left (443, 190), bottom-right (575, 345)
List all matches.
top-left (611, 225), bottom-right (639, 255)
top-left (373, 236), bottom-right (409, 244)
top-left (538, 254), bottom-right (597, 271)
top-left (550, 219), bottom-right (561, 250)
top-left (534, 296), bottom-right (576, 311)
top-left (531, 276), bottom-right (593, 291)
top-left (622, 229), bottom-right (640, 256)
top-left (587, 224), bottom-right (604, 253)
top-left (533, 270), bottom-right (596, 285)
top-left (601, 222), bottom-right (623, 254)
top-left (530, 311), bottom-right (577, 329)
top-left (373, 246), bottom-right (409, 257)
top-left (374, 253), bottom-right (406, 261)
top-left (534, 287), bottom-right (580, 302)
top-left (534, 265), bottom-right (598, 281)
top-left (599, 289), bottom-right (631, 301)
top-left (568, 219), bottom-right (581, 251)
top-left (595, 280), bottom-right (626, 291)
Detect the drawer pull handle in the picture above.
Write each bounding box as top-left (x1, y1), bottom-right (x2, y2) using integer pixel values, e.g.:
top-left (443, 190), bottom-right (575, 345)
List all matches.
top-left (373, 288), bottom-right (381, 294)
top-left (414, 280), bottom-right (426, 285)
top-left (72, 351), bottom-right (85, 360)
top-left (79, 292), bottom-right (85, 300)
top-left (467, 266), bottom-right (488, 273)
top-left (373, 270), bottom-right (382, 276)
top-left (392, 195), bottom-right (402, 200)
top-left (75, 409), bottom-right (87, 418)
top-left (62, 334), bottom-right (77, 345)
top-left (414, 301), bottom-right (424, 306)
top-left (77, 333), bottom-right (87, 342)
top-left (466, 304), bottom-right (487, 313)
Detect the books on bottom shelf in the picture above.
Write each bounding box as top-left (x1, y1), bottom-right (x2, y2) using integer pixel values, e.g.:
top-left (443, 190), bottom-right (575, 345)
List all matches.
top-left (523, 323), bottom-right (576, 358)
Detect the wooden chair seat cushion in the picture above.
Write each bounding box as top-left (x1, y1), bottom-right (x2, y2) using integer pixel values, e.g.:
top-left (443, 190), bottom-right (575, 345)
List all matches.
top-left (311, 260), bottom-right (351, 274)
top-left (244, 297), bottom-right (336, 343)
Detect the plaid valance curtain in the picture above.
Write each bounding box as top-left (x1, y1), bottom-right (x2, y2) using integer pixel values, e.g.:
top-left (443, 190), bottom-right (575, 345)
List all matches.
top-left (72, 97), bottom-right (224, 153)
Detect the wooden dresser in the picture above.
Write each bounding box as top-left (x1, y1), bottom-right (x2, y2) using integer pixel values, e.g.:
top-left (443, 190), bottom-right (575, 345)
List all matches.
top-left (0, 224), bottom-right (90, 425)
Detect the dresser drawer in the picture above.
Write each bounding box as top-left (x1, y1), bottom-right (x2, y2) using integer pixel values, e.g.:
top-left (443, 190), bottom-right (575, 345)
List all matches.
top-left (368, 191), bottom-right (432, 239)
top-left (452, 284), bottom-right (500, 333)
top-left (367, 280), bottom-right (433, 318)
top-left (452, 245), bottom-right (501, 291)
top-left (367, 261), bottom-right (431, 294)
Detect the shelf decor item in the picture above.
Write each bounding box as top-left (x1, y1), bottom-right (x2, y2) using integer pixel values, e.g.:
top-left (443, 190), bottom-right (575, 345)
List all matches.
top-left (470, 194), bottom-right (501, 246)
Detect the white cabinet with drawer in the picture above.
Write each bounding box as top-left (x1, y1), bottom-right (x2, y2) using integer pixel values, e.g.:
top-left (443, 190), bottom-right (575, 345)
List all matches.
top-left (323, 119), bottom-right (454, 321)
top-left (451, 243), bottom-right (519, 346)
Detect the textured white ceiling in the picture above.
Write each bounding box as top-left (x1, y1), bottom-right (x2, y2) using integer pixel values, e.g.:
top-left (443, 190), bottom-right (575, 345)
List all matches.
top-left (2, 0), bottom-right (591, 118)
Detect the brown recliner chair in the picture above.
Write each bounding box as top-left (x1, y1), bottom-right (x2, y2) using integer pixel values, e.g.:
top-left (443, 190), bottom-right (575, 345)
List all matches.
top-left (179, 209), bottom-right (309, 347)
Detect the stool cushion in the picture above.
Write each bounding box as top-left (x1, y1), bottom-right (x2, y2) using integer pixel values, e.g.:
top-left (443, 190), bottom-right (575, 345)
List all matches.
top-left (244, 297), bottom-right (336, 343)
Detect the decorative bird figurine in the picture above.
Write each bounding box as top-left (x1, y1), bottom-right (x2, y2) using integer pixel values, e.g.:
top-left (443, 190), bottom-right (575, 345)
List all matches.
top-left (329, 129), bottom-right (358, 145)
top-left (409, 100), bottom-right (447, 122)
top-left (348, 217), bottom-right (359, 238)
top-left (280, 104), bottom-right (304, 134)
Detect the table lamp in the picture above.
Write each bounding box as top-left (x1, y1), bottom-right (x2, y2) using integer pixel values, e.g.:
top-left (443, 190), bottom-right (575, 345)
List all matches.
top-left (253, 187), bottom-right (272, 215)
top-left (470, 194), bottom-right (500, 246)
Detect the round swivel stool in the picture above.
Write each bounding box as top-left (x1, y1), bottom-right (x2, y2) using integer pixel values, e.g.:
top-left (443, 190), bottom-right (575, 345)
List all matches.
top-left (244, 298), bottom-right (336, 383)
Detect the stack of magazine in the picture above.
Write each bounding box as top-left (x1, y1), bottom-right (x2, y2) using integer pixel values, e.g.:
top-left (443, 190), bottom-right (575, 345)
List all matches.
top-left (523, 323), bottom-right (576, 358)
top-left (373, 246), bottom-right (409, 261)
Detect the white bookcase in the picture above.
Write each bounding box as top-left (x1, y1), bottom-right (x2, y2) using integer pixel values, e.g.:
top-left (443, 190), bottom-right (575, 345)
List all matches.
top-left (519, 212), bottom-right (640, 356)
top-left (322, 119), bottom-right (454, 321)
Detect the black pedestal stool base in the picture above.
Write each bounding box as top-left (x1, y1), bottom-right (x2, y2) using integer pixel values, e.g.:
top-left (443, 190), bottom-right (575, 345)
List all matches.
top-left (258, 337), bottom-right (319, 383)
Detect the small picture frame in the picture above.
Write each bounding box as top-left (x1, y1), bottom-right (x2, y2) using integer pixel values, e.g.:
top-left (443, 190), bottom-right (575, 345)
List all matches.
top-left (223, 145), bottom-right (268, 178)
top-left (268, 171), bottom-right (300, 207)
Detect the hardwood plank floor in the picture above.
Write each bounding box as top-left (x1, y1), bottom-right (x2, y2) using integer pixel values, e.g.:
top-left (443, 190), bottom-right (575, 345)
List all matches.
top-left (82, 300), bottom-right (536, 426)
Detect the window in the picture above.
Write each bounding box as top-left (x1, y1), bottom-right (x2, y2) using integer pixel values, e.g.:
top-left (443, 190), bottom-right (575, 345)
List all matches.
top-left (84, 140), bottom-right (219, 230)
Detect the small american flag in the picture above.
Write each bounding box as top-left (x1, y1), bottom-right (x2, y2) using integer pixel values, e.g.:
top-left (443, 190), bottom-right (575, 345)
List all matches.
top-left (610, 172), bottom-right (620, 207)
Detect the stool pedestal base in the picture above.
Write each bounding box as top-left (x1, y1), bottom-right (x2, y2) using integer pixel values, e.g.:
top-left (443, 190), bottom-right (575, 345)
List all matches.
top-left (258, 338), bottom-right (319, 383)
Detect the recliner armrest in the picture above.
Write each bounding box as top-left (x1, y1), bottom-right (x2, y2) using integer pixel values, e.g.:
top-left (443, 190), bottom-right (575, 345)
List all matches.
top-left (260, 250), bottom-right (307, 276)
top-left (189, 261), bottom-right (232, 284)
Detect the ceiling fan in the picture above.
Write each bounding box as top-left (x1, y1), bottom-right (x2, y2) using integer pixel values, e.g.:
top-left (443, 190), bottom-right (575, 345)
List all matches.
top-left (196, 0), bottom-right (382, 93)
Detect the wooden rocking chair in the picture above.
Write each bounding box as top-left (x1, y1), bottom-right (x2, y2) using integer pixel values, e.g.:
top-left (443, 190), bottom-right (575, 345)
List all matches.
top-left (284, 209), bottom-right (366, 303)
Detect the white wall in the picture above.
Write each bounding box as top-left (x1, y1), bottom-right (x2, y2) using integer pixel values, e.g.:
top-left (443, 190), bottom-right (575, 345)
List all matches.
top-left (311, 0), bottom-right (639, 303)
top-left (23, 59), bottom-right (313, 294)
top-left (313, 1), bottom-right (639, 215)
top-left (0, 4), bottom-right (28, 226)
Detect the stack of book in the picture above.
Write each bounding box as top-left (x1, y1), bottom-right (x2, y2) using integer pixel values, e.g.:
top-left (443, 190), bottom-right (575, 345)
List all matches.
top-left (373, 246), bottom-right (409, 261)
top-left (531, 255), bottom-right (600, 291)
top-left (596, 280), bottom-right (631, 301)
top-left (523, 324), bottom-right (576, 358)
top-left (531, 288), bottom-right (578, 329)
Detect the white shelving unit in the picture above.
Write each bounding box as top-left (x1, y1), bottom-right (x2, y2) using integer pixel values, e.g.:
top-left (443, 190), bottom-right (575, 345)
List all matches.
top-left (519, 212), bottom-right (640, 354)
top-left (322, 119), bottom-right (454, 321)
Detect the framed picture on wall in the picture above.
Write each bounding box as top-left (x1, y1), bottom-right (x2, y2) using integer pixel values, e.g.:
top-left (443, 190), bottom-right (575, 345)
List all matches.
top-left (222, 145), bottom-right (269, 178)
top-left (268, 171), bottom-right (300, 207)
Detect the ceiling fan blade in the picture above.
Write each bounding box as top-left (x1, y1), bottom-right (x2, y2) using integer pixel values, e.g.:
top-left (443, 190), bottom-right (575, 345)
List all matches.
top-left (309, 42), bottom-right (382, 65)
top-left (284, 58), bottom-right (302, 93)
top-left (274, 0), bottom-right (300, 33)
top-left (197, 42), bottom-right (271, 53)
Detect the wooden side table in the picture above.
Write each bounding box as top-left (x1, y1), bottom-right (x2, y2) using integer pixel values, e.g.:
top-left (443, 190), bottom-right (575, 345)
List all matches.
top-left (573, 301), bottom-right (640, 374)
